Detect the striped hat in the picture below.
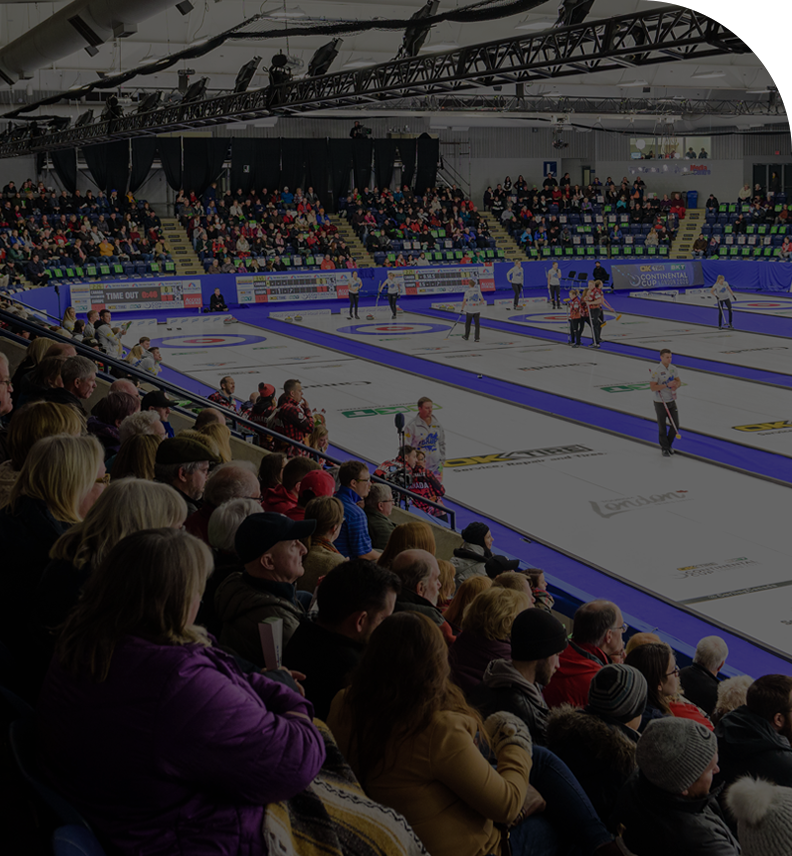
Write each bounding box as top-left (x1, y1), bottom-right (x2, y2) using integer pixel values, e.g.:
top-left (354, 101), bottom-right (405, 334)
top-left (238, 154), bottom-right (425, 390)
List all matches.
top-left (588, 664), bottom-right (648, 724)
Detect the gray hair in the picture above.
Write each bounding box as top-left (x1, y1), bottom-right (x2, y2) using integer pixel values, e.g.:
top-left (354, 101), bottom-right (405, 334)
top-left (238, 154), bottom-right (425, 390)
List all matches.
top-left (0, 352), bottom-right (8, 372)
top-left (61, 355), bottom-right (96, 386)
top-left (693, 635), bottom-right (729, 673)
top-left (365, 483), bottom-right (393, 509)
top-left (119, 410), bottom-right (162, 444)
top-left (203, 462), bottom-right (259, 506)
top-left (208, 498), bottom-right (263, 553)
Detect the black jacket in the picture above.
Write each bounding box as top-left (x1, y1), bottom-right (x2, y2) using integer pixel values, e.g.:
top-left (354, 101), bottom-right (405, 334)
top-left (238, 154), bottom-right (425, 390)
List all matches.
top-left (714, 704), bottom-right (792, 789)
top-left (284, 619), bottom-right (365, 721)
top-left (614, 772), bottom-right (740, 856)
top-left (679, 663), bottom-right (720, 716)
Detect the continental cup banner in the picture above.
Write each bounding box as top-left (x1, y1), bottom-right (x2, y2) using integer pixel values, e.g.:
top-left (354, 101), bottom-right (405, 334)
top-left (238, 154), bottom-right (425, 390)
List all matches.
top-left (611, 261), bottom-right (703, 291)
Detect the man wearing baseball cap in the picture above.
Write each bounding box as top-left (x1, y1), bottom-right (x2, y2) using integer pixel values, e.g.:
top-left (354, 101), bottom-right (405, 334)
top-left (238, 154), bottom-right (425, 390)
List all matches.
top-left (615, 718), bottom-right (740, 855)
top-left (154, 437), bottom-right (219, 516)
top-left (215, 512), bottom-right (316, 666)
top-left (141, 389), bottom-right (175, 437)
top-left (468, 608), bottom-right (568, 745)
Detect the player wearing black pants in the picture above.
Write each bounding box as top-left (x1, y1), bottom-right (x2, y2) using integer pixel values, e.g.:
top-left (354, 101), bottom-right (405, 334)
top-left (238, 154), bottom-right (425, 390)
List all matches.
top-left (650, 348), bottom-right (682, 457)
top-left (347, 271), bottom-right (362, 319)
top-left (379, 271), bottom-right (402, 319)
top-left (717, 300), bottom-right (733, 329)
top-left (653, 400), bottom-right (680, 454)
top-left (710, 275), bottom-right (736, 329)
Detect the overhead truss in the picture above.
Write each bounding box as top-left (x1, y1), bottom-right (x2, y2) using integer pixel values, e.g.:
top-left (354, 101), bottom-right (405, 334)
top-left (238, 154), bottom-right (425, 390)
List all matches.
top-left (0, 5), bottom-right (754, 156)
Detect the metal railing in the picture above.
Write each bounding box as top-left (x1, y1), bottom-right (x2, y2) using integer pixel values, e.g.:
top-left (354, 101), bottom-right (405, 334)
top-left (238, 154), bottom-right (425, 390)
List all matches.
top-left (0, 306), bottom-right (455, 528)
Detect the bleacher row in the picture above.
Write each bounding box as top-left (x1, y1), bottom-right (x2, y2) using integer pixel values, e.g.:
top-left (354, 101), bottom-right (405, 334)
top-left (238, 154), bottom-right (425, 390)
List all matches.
top-left (46, 258), bottom-right (178, 284)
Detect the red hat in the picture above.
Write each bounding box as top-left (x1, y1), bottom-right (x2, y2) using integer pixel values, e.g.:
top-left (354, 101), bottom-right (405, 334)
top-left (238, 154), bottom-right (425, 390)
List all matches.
top-left (299, 469), bottom-right (336, 498)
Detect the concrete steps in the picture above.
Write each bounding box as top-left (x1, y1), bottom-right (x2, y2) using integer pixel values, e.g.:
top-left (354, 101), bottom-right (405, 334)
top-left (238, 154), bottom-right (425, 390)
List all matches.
top-left (160, 217), bottom-right (202, 276)
top-left (333, 219), bottom-right (376, 267)
top-left (671, 208), bottom-right (703, 260)
top-left (488, 220), bottom-right (525, 263)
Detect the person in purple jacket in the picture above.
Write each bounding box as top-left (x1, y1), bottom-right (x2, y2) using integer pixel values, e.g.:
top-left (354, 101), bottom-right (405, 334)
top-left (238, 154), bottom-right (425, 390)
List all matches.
top-left (37, 527), bottom-right (326, 856)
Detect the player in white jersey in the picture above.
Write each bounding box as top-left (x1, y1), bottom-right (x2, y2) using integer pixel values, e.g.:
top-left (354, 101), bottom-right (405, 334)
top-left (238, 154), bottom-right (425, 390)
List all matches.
top-left (710, 274), bottom-right (736, 329)
top-left (461, 275), bottom-right (485, 342)
top-left (507, 260), bottom-right (525, 309)
top-left (649, 348), bottom-right (682, 457)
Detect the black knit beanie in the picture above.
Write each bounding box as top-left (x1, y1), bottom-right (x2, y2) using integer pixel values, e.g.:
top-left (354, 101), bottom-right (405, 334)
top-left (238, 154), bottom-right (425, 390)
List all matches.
top-left (462, 521), bottom-right (490, 549)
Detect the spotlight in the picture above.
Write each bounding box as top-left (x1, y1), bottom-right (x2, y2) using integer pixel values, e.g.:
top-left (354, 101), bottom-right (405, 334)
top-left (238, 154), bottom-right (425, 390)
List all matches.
top-left (137, 91), bottom-right (162, 113)
top-left (308, 38), bottom-right (343, 77)
top-left (267, 53), bottom-right (292, 107)
top-left (75, 109), bottom-right (94, 127)
top-left (556, 0), bottom-right (595, 27)
top-left (101, 94), bottom-right (124, 120)
top-left (234, 57), bottom-right (262, 93)
top-left (398, 0), bottom-right (440, 59)
top-left (176, 0), bottom-right (194, 13)
top-left (182, 77), bottom-right (208, 102)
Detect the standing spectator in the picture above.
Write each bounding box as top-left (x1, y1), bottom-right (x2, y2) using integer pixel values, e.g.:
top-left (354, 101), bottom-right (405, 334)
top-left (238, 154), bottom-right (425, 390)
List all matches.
top-left (404, 396), bottom-right (446, 481)
top-left (269, 378), bottom-right (314, 455)
top-left (364, 483), bottom-right (397, 551)
top-left (615, 718), bottom-right (739, 856)
top-left (680, 636), bottom-right (729, 717)
top-left (543, 600), bottom-right (626, 709)
top-left (334, 460), bottom-right (380, 561)
top-left (208, 375), bottom-right (239, 413)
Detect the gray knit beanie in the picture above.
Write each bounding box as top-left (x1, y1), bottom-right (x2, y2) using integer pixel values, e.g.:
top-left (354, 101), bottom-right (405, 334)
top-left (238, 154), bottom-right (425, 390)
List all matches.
top-left (727, 777), bottom-right (792, 856)
top-left (636, 718), bottom-right (717, 793)
top-left (588, 664), bottom-right (648, 724)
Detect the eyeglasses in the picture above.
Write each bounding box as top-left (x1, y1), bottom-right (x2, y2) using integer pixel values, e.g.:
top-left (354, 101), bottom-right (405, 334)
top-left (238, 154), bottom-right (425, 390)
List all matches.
top-left (612, 622), bottom-right (628, 633)
top-left (95, 473), bottom-right (111, 486)
top-left (666, 666), bottom-right (680, 677)
top-left (0, 378), bottom-right (11, 388)
top-left (355, 476), bottom-right (371, 483)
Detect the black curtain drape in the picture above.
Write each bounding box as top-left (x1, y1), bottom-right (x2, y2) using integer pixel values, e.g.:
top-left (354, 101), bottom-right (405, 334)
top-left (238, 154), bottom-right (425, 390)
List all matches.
top-left (279, 139), bottom-right (305, 191)
top-left (415, 136), bottom-right (440, 196)
top-left (397, 139), bottom-right (416, 189)
top-left (230, 138), bottom-right (257, 194)
top-left (303, 139), bottom-right (331, 212)
top-left (374, 139), bottom-right (398, 191)
top-left (182, 138), bottom-right (228, 196)
top-left (83, 141), bottom-right (130, 195)
top-left (130, 138), bottom-right (157, 194)
top-left (328, 139), bottom-right (353, 209)
top-left (51, 149), bottom-right (77, 193)
top-left (351, 138), bottom-right (373, 193)
top-left (254, 139), bottom-right (281, 194)
top-left (157, 138), bottom-right (182, 191)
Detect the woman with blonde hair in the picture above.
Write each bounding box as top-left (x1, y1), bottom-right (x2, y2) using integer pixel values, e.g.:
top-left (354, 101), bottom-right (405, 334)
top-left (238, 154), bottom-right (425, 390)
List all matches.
top-left (443, 575), bottom-right (492, 634)
top-left (300, 495), bottom-right (346, 592)
top-left (307, 420), bottom-right (329, 465)
top-left (450, 587), bottom-right (532, 694)
top-left (111, 433), bottom-right (162, 480)
top-left (437, 558), bottom-right (456, 610)
top-left (124, 343), bottom-right (147, 366)
top-left (198, 421), bottom-right (233, 464)
top-left (0, 401), bottom-right (84, 507)
top-left (62, 306), bottom-right (77, 332)
top-left (38, 528), bottom-right (325, 855)
top-left (377, 521), bottom-right (436, 568)
top-left (329, 612), bottom-right (622, 856)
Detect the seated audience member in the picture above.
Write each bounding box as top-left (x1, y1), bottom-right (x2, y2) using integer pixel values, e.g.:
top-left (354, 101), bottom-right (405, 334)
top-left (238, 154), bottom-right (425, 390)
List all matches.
top-left (363, 483), bottom-right (397, 550)
top-left (118, 409), bottom-right (167, 444)
top-left (269, 378), bottom-right (314, 453)
top-left (0, 434), bottom-right (106, 659)
top-left (198, 421), bottom-right (233, 464)
top-left (442, 575), bottom-right (492, 635)
top-left (193, 408), bottom-right (226, 431)
top-left (328, 612), bottom-right (626, 856)
top-left (680, 635), bottom-right (728, 717)
top-left (199, 497), bottom-right (263, 636)
top-left (0, 401), bottom-right (83, 507)
top-left (615, 718), bottom-right (739, 856)
top-left (9, 338), bottom-right (57, 404)
top-left (209, 287), bottom-right (228, 312)
top-left (262, 455), bottom-right (320, 515)
top-left (87, 391), bottom-right (140, 460)
top-left (391, 548), bottom-right (455, 644)
top-left (711, 675), bottom-right (754, 727)
top-left (184, 462), bottom-right (261, 542)
top-left (258, 451), bottom-right (287, 492)
top-left (436, 559), bottom-right (456, 611)
top-left (377, 520), bottom-right (436, 568)
top-left (726, 777), bottom-right (792, 856)
top-left (450, 587), bottom-right (531, 693)
top-left (300, 495), bottom-right (346, 592)
top-left (216, 512), bottom-right (316, 663)
top-left (141, 389), bottom-right (175, 437)
top-left (543, 599), bottom-right (626, 709)
top-left (154, 437), bottom-right (218, 516)
top-left (491, 569), bottom-right (536, 603)
top-left (715, 674), bottom-right (792, 791)
top-left (468, 608), bottom-right (568, 744)
top-left (177, 428), bottom-right (221, 463)
top-left (17, 356), bottom-right (67, 407)
top-left (450, 521), bottom-right (493, 587)
top-left (334, 460), bottom-right (380, 560)
top-left (546, 665), bottom-right (646, 825)
top-left (286, 468), bottom-right (335, 522)
top-left (624, 631), bottom-right (661, 657)
top-left (42, 354), bottom-right (97, 416)
top-left (38, 528), bottom-right (325, 855)
top-left (111, 434), bottom-right (161, 480)
top-left (284, 559), bottom-right (400, 720)
top-left (525, 568), bottom-right (554, 613)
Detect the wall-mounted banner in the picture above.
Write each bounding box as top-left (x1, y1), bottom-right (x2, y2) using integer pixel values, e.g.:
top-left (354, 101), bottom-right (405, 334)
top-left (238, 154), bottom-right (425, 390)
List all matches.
top-left (613, 261), bottom-right (703, 291)
top-left (628, 163), bottom-right (711, 177)
top-left (71, 279), bottom-right (203, 313)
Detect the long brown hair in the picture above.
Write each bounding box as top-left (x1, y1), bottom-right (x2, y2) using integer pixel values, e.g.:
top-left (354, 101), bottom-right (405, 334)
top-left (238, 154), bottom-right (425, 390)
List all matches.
top-left (341, 612), bottom-right (485, 787)
top-left (624, 642), bottom-right (674, 715)
top-left (377, 521), bottom-right (436, 568)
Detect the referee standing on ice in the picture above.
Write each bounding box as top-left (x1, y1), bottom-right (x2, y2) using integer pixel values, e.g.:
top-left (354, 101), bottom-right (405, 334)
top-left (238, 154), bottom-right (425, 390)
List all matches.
top-left (649, 348), bottom-right (682, 457)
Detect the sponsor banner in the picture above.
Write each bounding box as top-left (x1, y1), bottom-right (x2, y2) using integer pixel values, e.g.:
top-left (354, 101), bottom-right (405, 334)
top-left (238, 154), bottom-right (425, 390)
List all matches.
top-left (446, 444), bottom-right (603, 470)
top-left (674, 556), bottom-right (759, 582)
top-left (340, 402), bottom-right (443, 419)
top-left (493, 298), bottom-right (547, 308)
top-left (628, 163), bottom-right (711, 177)
top-left (614, 261), bottom-right (703, 291)
top-left (270, 309), bottom-right (332, 321)
top-left (733, 419), bottom-right (792, 434)
top-left (71, 280), bottom-right (203, 313)
top-left (589, 489), bottom-right (690, 519)
top-left (596, 380), bottom-right (687, 394)
top-left (431, 302), bottom-right (463, 312)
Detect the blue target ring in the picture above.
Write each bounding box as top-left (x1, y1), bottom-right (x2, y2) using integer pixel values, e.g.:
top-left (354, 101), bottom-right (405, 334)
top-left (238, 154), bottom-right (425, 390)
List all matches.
top-left (339, 323), bottom-right (450, 335)
top-left (150, 334), bottom-right (267, 349)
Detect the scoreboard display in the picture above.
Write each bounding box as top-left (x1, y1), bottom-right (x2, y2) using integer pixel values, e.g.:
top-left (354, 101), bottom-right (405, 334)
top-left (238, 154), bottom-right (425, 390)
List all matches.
top-left (399, 265), bottom-right (496, 295)
top-left (71, 279), bottom-right (203, 313)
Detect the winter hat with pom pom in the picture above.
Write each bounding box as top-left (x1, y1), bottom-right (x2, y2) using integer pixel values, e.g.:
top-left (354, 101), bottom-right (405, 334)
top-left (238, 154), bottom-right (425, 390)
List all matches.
top-left (726, 777), bottom-right (792, 856)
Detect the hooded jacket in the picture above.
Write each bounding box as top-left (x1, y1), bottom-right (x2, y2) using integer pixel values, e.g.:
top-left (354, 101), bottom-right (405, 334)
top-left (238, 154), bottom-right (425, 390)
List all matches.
top-left (261, 484), bottom-right (298, 516)
top-left (449, 631), bottom-right (511, 695)
top-left (614, 772), bottom-right (740, 856)
top-left (467, 659), bottom-right (550, 744)
top-left (542, 640), bottom-right (608, 709)
top-left (714, 704), bottom-right (792, 789)
top-left (449, 542), bottom-right (488, 587)
top-left (546, 705), bottom-right (638, 826)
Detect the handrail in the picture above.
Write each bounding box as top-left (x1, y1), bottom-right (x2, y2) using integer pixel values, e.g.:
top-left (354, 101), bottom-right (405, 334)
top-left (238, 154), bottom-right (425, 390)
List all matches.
top-left (3, 295), bottom-right (62, 325)
top-left (0, 307), bottom-right (456, 528)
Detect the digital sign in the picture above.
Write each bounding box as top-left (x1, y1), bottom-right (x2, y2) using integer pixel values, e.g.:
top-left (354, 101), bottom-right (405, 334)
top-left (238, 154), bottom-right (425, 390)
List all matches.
top-left (71, 279), bottom-right (203, 313)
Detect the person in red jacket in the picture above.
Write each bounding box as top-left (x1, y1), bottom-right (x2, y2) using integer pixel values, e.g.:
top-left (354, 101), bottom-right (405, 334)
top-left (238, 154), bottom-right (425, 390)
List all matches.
top-left (543, 599), bottom-right (626, 709)
top-left (261, 457), bottom-right (320, 515)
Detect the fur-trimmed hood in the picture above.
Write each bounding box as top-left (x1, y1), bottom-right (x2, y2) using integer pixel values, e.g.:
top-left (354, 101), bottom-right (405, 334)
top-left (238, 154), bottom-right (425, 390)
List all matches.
top-left (546, 704), bottom-right (638, 779)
